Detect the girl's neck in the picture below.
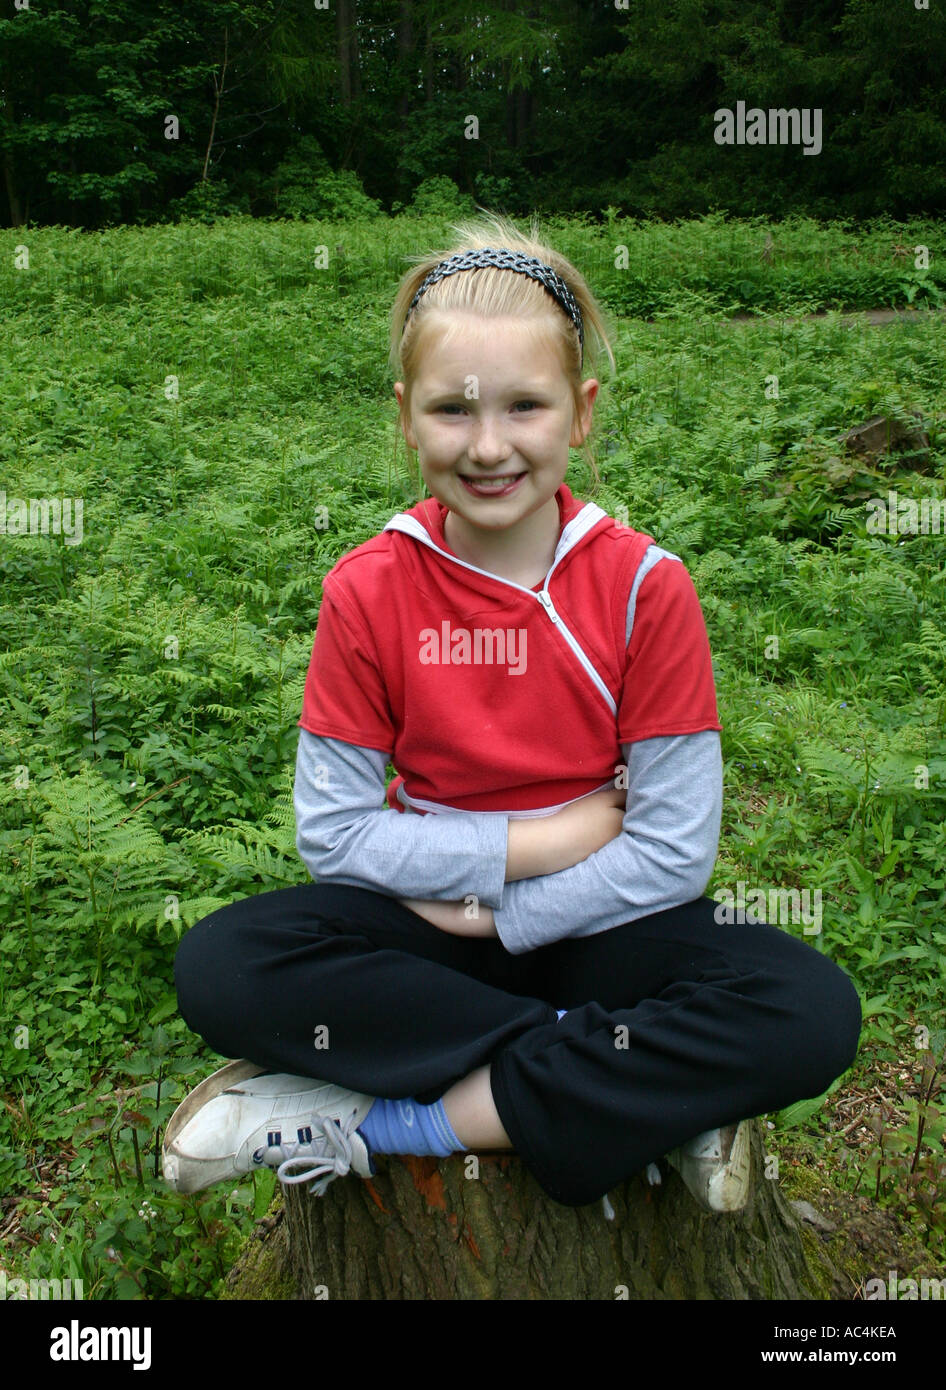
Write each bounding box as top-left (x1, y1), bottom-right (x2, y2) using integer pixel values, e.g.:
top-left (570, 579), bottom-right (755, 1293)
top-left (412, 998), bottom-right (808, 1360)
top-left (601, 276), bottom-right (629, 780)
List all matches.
top-left (442, 496), bottom-right (562, 587)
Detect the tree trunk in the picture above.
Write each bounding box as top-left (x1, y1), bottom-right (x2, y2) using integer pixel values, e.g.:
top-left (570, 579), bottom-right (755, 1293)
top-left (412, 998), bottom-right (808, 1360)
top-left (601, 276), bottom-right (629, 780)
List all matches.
top-left (349, 0), bottom-right (362, 103)
top-left (3, 147), bottom-right (23, 227)
top-left (397, 0), bottom-right (413, 128)
top-left (254, 1121), bottom-right (844, 1300)
top-left (2, 86), bottom-right (24, 227)
top-left (423, 12), bottom-right (433, 101)
top-left (504, 62), bottom-right (517, 150)
top-left (516, 85), bottom-right (532, 147)
top-left (201, 26), bottom-right (229, 183)
top-left (337, 0), bottom-right (352, 105)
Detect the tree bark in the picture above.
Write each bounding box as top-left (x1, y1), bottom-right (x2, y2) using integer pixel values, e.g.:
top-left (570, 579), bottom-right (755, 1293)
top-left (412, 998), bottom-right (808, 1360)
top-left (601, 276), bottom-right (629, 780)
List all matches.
top-left (262, 1120), bottom-right (844, 1300)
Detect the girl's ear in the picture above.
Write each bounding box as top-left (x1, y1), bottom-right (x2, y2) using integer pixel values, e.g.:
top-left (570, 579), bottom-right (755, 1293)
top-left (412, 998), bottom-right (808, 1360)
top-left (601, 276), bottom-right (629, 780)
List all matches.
top-left (570, 378), bottom-right (599, 447)
top-left (394, 382), bottom-right (418, 451)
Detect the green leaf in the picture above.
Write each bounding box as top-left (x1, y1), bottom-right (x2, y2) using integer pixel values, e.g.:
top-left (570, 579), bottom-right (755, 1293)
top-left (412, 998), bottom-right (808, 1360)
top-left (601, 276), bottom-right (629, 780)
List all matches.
top-left (149, 996), bottom-right (180, 1025)
top-left (877, 847), bottom-right (900, 878)
top-left (253, 1167), bottom-right (277, 1220)
top-left (776, 1092), bottom-right (829, 1127)
top-left (846, 857), bottom-right (875, 893)
top-left (874, 948), bottom-right (916, 966)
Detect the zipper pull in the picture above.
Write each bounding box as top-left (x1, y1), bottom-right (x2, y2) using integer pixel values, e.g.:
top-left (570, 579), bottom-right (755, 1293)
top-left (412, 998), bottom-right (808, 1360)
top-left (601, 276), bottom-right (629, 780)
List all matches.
top-left (537, 589), bottom-right (559, 622)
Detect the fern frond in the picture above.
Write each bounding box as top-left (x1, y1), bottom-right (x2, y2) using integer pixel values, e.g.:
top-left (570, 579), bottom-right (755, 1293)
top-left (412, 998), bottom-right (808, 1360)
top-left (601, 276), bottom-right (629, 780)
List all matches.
top-left (199, 703), bottom-right (247, 723)
top-left (181, 822), bottom-right (302, 887)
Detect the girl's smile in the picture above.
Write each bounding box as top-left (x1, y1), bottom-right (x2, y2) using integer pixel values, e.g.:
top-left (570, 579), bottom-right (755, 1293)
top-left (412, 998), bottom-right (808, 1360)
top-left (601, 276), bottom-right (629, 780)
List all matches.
top-left (459, 472), bottom-right (527, 498)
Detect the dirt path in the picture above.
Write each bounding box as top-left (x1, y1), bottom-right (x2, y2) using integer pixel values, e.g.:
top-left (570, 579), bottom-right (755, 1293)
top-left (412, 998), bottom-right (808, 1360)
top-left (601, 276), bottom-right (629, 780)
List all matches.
top-left (730, 305), bottom-right (946, 327)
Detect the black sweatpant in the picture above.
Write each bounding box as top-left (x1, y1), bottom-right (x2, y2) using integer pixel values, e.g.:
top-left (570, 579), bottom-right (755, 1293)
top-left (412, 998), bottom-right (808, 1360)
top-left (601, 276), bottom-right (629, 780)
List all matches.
top-left (173, 884), bottom-right (862, 1208)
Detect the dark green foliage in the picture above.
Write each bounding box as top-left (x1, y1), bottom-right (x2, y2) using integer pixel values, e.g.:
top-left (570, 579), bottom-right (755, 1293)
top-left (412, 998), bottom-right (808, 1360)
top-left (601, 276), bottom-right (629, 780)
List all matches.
top-left (1, 1), bottom-right (944, 230)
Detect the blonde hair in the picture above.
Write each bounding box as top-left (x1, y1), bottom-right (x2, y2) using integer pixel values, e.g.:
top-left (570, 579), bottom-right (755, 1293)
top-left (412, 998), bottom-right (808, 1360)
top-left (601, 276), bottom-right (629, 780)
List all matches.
top-left (388, 209), bottom-right (616, 499)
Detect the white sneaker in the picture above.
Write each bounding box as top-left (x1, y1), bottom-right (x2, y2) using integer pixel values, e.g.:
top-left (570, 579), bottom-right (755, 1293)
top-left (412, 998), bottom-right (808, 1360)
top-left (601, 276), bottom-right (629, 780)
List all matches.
top-left (666, 1121), bottom-right (752, 1213)
top-left (161, 1060), bottom-right (377, 1196)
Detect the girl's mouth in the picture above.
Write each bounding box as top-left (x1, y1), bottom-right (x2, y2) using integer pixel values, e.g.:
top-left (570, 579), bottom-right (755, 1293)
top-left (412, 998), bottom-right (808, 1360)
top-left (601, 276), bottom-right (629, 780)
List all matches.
top-left (460, 473), bottom-right (527, 498)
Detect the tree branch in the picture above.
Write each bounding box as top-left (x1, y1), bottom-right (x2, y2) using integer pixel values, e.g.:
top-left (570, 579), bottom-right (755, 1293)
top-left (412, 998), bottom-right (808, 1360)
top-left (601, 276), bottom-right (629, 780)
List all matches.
top-left (201, 25), bottom-right (230, 183)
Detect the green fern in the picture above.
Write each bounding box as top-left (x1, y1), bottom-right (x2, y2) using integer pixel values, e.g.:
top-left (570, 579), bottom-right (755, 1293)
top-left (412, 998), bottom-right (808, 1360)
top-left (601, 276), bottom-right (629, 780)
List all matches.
top-left (181, 822), bottom-right (302, 891)
top-left (29, 764), bottom-right (194, 978)
top-left (900, 619), bottom-right (946, 703)
top-left (798, 738), bottom-right (935, 805)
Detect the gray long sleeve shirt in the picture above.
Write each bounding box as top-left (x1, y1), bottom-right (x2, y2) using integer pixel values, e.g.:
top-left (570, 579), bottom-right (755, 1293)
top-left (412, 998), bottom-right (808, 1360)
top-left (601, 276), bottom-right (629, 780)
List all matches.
top-left (294, 726), bottom-right (722, 955)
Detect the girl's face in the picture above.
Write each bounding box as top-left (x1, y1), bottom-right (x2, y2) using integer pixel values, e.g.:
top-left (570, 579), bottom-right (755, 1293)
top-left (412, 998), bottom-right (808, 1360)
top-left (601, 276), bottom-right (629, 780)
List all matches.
top-left (394, 314), bottom-right (598, 549)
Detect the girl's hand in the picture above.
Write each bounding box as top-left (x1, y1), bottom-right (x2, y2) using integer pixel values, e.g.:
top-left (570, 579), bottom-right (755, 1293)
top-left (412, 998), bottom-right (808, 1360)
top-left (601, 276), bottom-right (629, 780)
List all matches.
top-left (397, 897), bottom-right (498, 937)
top-left (506, 783), bottom-right (627, 880)
top-left (550, 784), bottom-right (627, 864)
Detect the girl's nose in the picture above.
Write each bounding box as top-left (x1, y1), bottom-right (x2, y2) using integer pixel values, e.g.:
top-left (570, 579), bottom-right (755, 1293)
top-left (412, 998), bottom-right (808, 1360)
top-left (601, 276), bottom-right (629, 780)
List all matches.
top-left (467, 417), bottom-right (511, 464)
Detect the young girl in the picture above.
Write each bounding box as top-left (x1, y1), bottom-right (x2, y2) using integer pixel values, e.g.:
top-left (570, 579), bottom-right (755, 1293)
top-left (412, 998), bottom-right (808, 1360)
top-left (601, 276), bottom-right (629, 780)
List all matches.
top-left (163, 212), bottom-right (861, 1214)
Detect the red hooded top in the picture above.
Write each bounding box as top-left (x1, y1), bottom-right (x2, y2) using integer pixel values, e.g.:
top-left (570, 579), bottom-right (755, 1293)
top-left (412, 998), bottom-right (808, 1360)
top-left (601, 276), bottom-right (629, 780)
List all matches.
top-left (299, 483), bottom-right (721, 816)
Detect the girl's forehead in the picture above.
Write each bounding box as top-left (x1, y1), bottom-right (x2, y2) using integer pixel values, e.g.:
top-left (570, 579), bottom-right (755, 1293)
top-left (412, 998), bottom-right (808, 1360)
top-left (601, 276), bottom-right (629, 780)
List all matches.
top-left (417, 312), bottom-right (564, 364)
top-left (423, 308), bottom-right (555, 337)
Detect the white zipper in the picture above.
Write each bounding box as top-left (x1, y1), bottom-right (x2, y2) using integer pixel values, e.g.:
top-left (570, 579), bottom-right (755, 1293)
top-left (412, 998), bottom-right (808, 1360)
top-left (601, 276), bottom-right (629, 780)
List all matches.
top-left (383, 509), bottom-right (618, 716)
top-left (533, 586), bottom-right (616, 713)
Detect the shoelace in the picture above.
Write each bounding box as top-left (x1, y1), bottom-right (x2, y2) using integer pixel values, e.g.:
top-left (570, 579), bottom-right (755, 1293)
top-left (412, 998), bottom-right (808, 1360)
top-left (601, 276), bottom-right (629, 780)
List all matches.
top-left (262, 1111), bottom-right (362, 1196)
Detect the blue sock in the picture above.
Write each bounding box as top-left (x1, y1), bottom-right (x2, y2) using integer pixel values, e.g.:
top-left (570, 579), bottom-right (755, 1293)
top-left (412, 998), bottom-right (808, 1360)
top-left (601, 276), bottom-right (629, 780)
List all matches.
top-left (357, 1097), bottom-right (466, 1159)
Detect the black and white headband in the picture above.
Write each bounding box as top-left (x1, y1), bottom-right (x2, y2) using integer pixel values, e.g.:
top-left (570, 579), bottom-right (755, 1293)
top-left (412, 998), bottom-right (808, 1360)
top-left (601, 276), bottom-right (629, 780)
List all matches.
top-left (404, 247), bottom-right (584, 362)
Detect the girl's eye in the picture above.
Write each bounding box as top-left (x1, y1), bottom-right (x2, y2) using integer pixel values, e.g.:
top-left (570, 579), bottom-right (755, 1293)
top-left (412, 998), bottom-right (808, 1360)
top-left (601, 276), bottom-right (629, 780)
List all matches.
top-left (437, 401), bottom-right (538, 414)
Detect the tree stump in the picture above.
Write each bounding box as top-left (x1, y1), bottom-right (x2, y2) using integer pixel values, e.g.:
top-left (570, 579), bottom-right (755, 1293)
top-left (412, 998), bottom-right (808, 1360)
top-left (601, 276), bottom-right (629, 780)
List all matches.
top-left (838, 411), bottom-right (931, 468)
top-left (269, 1120), bottom-right (842, 1300)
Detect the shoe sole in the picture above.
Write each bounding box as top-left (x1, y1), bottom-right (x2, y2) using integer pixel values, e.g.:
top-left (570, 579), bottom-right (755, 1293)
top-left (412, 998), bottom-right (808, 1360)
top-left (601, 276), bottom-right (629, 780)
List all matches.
top-left (705, 1120), bottom-right (752, 1212)
top-left (162, 1058), bottom-right (267, 1168)
top-left (666, 1121), bottom-right (753, 1213)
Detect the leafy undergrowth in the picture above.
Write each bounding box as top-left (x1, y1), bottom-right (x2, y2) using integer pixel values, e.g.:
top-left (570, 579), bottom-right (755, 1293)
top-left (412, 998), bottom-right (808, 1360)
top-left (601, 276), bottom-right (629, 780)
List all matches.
top-left (774, 1028), bottom-right (946, 1293)
top-left (1, 213), bottom-right (944, 1297)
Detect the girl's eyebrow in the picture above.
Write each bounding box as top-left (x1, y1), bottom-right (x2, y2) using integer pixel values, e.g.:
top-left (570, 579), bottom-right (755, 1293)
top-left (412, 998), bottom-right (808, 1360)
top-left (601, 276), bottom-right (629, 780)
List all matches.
top-left (420, 380), bottom-right (555, 403)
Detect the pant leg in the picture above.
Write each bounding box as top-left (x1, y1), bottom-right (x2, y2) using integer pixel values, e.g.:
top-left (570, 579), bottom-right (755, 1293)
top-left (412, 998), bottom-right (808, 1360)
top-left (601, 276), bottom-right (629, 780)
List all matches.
top-left (173, 882), bottom-right (558, 1105)
top-left (488, 896), bottom-right (862, 1207)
